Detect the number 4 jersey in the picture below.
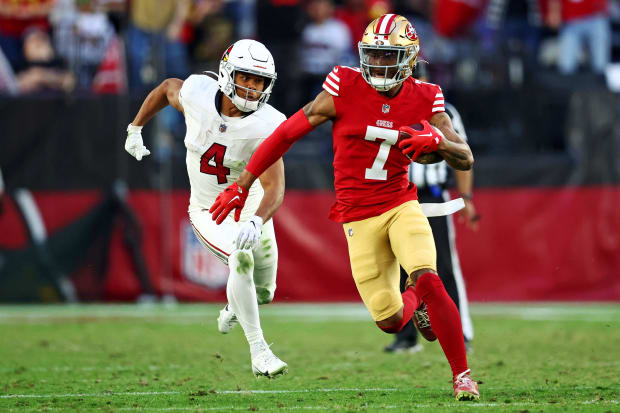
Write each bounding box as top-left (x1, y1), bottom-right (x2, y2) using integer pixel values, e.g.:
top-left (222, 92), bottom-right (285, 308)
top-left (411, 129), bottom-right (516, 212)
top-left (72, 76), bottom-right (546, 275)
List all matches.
top-left (179, 74), bottom-right (286, 221)
top-left (322, 66), bottom-right (445, 223)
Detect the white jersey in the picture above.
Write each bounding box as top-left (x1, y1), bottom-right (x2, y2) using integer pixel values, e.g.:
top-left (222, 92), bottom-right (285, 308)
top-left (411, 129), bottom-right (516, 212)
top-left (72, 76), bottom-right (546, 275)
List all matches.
top-left (179, 74), bottom-right (286, 222)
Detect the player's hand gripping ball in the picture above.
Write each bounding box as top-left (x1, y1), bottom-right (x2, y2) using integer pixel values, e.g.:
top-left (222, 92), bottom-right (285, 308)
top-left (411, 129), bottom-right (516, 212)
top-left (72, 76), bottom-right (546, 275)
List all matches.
top-left (398, 120), bottom-right (443, 162)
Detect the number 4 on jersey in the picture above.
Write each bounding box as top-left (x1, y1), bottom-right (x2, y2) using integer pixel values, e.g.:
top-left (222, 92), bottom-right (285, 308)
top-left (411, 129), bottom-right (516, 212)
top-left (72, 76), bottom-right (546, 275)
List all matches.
top-left (201, 143), bottom-right (230, 184)
top-left (364, 126), bottom-right (399, 181)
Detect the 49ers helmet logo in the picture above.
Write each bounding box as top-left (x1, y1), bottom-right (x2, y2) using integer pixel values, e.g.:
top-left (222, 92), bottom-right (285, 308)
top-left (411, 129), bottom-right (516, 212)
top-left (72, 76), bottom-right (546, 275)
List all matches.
top-left (405, 23), bottom-right (417, 41)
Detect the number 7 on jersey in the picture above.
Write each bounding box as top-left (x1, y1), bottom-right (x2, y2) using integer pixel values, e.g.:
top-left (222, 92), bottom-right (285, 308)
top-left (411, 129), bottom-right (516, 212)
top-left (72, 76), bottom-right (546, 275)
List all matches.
top-left (364, 125), bottom-right (399, 181)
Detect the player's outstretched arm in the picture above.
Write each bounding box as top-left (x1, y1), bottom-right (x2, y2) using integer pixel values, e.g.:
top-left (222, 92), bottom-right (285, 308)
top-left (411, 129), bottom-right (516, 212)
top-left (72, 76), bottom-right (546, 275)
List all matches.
top-left (254, 158), bottom-right (285, 224)
top-left (430, 112), bottom-right (474, 171)
top-left (236, 91), bottom-right (336, 189)
top-left (211, 91), bottom-right (336, 224)
top-left (302, 90), bottom-right (337, 127)
top-left (131, 78), bottom-right (184, 126)
top-left (125, 78), bottom-right (184, 161)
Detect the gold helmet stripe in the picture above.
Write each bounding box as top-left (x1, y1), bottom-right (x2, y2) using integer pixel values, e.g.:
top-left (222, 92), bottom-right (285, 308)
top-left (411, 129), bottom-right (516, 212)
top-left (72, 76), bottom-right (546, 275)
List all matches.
top-left (376, 13), bottom-right (397, 35)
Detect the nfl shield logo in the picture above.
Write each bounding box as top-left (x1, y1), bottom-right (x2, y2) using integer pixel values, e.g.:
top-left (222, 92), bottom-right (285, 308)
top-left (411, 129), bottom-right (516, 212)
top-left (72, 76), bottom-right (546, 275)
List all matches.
top-left (181, 222), bottom-right (228, 289)
top-left (382, 104), bottom-right (390, 114)
top-left (219, 123), bottom-right (227, 133)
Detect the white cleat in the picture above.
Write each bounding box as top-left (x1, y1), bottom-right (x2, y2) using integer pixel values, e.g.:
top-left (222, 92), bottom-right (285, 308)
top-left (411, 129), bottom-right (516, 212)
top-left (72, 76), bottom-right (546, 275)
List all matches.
top-left (251, 343), bottom-right (288, 378)
top-left (217, 304), bottom-right (238, 334)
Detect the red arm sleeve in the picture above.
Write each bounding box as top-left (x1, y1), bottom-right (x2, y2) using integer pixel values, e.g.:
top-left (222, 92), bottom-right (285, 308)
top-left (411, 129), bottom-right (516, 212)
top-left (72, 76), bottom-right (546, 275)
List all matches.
top-left (246, 109), bottom-right (315, 177)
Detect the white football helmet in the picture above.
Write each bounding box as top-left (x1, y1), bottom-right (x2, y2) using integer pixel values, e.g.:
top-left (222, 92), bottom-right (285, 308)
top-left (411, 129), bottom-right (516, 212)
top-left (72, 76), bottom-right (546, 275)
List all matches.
top-left (218, 39), bottom-right (277, 112)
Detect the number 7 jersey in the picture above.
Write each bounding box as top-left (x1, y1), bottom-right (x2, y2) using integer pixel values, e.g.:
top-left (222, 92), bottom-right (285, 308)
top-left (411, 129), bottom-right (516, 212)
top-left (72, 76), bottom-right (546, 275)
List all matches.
top-left (322, 65), bottom-right (445, 223)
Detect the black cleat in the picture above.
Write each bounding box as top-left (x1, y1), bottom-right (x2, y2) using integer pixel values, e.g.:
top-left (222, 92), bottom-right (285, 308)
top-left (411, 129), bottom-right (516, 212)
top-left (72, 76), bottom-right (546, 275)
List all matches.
top-left (384, 340), bottom-right (423, 353)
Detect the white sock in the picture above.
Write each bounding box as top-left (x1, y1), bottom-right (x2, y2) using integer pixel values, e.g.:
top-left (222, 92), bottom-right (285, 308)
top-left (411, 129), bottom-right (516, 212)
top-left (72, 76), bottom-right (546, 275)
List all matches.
top-left (227, 250), bottom-right (266, 356)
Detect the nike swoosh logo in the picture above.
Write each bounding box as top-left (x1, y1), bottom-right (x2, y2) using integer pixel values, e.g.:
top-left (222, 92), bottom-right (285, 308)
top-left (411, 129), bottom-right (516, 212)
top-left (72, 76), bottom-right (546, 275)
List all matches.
top-left (231, 196), bottom-right (240, 203)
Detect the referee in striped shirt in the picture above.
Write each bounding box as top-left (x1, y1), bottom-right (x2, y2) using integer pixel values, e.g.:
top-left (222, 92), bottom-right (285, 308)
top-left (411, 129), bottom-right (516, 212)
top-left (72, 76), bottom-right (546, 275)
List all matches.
top-left (385, 75), bottom-right (480, 353)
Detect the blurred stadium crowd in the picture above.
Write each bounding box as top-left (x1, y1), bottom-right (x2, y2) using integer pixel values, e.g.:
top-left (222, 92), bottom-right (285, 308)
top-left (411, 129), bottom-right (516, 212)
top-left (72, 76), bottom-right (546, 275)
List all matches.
top-left (0, 0), bottom-right (618, 159)
top-left (0, 0), bottom-right (616, 102)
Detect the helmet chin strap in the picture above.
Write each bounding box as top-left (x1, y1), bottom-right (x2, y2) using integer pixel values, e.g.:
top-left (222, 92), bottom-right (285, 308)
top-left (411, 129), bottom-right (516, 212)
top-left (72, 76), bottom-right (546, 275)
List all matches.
top-left (231, 92), bottom-right (259, 112)
top-left (369, 76), bottom-right (400, 92)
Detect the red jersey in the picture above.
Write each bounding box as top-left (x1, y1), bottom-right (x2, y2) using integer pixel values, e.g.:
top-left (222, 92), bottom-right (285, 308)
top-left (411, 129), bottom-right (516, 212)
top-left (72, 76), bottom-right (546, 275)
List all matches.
top-left (561, 0), bottom-right (607, 22)
top-left (0, 0), bottom-right (53, 37)
top-left (322, 66), bottom-right (445, 222)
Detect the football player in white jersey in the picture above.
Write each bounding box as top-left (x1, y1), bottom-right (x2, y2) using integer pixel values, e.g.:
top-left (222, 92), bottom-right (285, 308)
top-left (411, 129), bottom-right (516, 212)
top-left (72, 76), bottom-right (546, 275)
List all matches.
top-left (124, 39), bottom-right (288, 378)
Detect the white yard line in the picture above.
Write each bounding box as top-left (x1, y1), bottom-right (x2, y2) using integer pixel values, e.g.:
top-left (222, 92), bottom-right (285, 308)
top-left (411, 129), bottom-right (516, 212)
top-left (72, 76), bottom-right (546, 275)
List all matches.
top-left (0, 303), bottom-right (618, 323)
top-left (0, 391), bottom-right (181, 399)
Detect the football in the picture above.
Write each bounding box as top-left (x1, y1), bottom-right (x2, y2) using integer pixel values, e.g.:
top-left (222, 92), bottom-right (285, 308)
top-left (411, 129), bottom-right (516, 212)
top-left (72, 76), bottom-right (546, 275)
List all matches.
top-left (399, 122), bottom-right (444, 164)
top-left (409, 122), bottom-right (424, 131)
top-left (415, 151), bottom-right (444, 164)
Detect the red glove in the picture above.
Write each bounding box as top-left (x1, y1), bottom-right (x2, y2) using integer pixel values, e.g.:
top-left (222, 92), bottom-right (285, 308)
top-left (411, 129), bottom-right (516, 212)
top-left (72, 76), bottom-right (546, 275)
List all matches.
top-left (209, 182), bottom-right (249, 224)
top-left (398, 120), bottom-right (443, 161)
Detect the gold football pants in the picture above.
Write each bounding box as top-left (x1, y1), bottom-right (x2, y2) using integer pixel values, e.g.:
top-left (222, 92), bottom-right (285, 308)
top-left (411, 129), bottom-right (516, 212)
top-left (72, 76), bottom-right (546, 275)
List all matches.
top-left (343, 200), bottom-right (437, 321)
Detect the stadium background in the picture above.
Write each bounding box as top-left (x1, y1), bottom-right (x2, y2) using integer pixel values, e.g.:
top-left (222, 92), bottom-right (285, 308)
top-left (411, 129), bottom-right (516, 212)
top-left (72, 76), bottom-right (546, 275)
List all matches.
top-left (1, 0), bottom-right (619, 304)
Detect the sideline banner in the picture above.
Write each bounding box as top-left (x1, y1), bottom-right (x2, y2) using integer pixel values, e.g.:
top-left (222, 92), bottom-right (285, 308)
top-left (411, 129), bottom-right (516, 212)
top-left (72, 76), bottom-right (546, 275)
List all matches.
top-left (1, 188), bottom-right (619, 302)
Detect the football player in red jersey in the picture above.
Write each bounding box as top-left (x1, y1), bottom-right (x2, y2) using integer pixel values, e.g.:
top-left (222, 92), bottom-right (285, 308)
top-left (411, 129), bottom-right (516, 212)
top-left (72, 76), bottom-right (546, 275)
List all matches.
top-left (210, 14), bottom-right (479, 400)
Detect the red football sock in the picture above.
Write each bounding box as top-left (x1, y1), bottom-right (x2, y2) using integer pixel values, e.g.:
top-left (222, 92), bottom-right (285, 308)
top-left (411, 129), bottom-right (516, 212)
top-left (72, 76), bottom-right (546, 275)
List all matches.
top-left (415, 272), bottom-right (468, 377)
top-left (378, 287), bottom-right (420, 334)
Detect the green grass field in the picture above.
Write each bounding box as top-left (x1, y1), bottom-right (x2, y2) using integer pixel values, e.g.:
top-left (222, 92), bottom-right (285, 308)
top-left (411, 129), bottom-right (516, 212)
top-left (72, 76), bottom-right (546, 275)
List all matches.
top-left (0, 303), bottom-right (619, 412)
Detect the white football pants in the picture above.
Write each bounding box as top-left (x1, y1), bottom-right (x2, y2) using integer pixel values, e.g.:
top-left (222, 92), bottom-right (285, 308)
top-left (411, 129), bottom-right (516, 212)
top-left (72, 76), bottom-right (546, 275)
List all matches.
top-left (188, 209), bottom-right (278, 304)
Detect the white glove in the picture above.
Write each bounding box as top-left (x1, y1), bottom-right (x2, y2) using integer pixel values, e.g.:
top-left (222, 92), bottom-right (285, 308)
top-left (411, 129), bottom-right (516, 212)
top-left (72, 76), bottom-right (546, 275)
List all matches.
top-left (236, 215), bottom-right (263, 250)
top-left (125, 124), bottom-right (151, 161)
